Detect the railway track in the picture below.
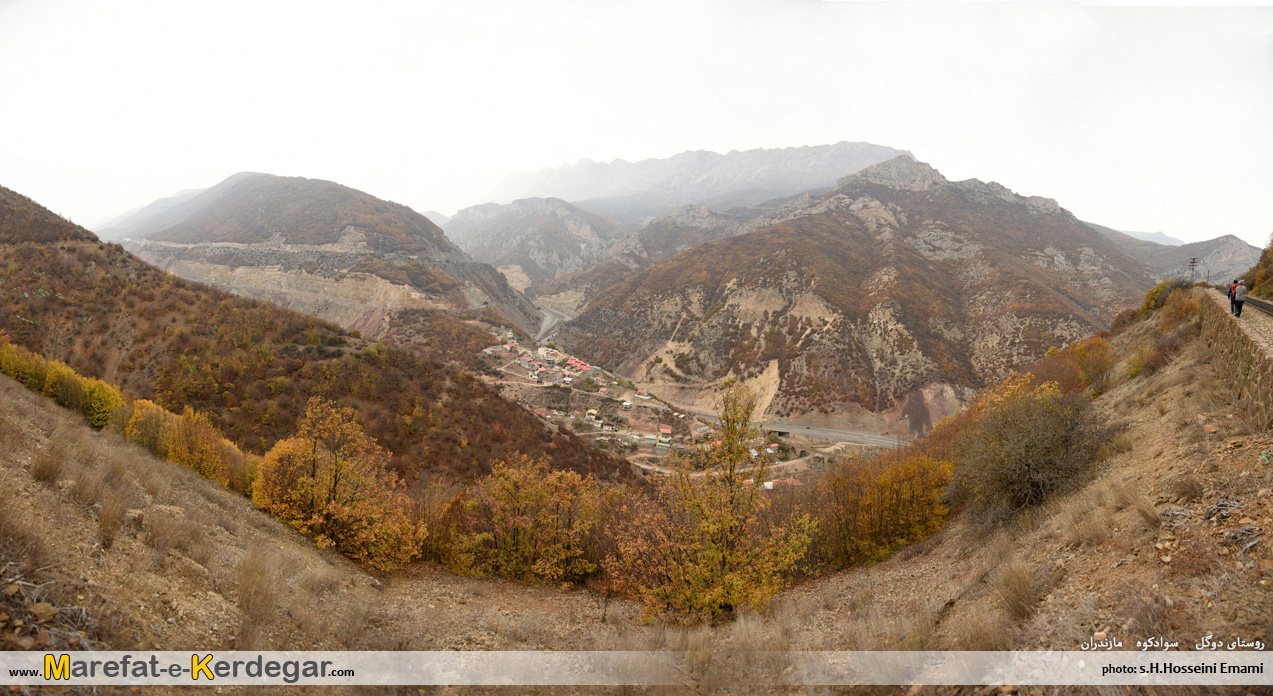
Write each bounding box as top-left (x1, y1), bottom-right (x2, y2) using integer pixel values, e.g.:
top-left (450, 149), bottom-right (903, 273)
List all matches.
top-left (1245, 295), bottom-right (1273, 316)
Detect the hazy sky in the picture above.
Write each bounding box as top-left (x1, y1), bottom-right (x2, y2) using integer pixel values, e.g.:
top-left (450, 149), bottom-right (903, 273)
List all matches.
top-left (1, 0), bottom-right (1270, 246)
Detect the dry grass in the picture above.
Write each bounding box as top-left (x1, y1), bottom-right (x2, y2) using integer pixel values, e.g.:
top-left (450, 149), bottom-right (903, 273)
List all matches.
top-left (30, 445), bottom-right (67, 486)
top-left (1111, 430), bottom-right (1134, 453)
top-left (0, 414), bottom-right (24, 446)
top-left (236, 544), bottom-right (283, 649)
top-left (1072, 506), bottom-right (1113, 548)
top-left (997, 557), bottom-right (1038, 622)
top-left (0, 489), bottom-right (49, 573)
top-left (1052, 487), bottom-right (1114, 548)
top-left (1120, 592), bottom-right (1171, 639)
top-left (97, 485), bottom-right (132, 549)
top-left (1173, 474), bottom-right (1204, 503)
top-left (299, 564), bottom-right (343, 598)
top-left (144, 510), bottom-right (203, 560)
top-left (1111, 480), bottom-right (1162, 529)
top-left (71, 466), bottom-right (109, 507)
top-left (944, 610), bottom-right (1013, 650)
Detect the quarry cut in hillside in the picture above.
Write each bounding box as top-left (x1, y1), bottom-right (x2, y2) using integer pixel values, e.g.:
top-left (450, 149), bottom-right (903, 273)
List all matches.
top-left (126, 233), bottom-right (531, 339)
top-left (560, 157), bottom-right (1158, 432)
top-left (108, 172), bottom-right (541, 335)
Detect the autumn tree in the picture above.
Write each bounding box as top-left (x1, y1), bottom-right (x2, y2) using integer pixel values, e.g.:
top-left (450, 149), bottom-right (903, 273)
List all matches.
top-left (82, 378), bottom-right (125, 431)
top-left (254, 397), bottom-right (423, 571)
top-left (606, 381), bottom-right (815, 621)
top-left (169, 406), bottom-right (229, 484)
top-left (125, 399), bottom-right (178, 459)
top-left (455, 454), bottom-right (602, 582)
top-left (1068, 336), bottom-right (1113, 394)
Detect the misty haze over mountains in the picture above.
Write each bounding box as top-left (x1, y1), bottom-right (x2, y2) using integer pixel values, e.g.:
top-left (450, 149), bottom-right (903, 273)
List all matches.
top-left (488, 141), bottom-right (911, 230)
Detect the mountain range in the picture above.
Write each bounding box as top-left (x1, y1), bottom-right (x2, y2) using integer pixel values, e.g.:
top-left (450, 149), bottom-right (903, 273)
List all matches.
top-left (558, 157), bottom-right (1157, 433)
top-left (1086, 222), bottom-right (1262, 285)
top-left (491, 141), bottom-right (911, 230)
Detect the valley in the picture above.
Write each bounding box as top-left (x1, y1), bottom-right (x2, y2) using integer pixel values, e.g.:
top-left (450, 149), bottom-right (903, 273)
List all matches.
top-left (5, 1), bottom-right (1271, 690)
top-left (2, 151), bottom-right (1272, 692)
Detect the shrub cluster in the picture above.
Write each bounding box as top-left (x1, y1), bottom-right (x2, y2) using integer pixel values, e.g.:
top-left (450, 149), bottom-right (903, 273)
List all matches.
top-left (0, 338), bottom-right (124, 433)
top-left (1140, 279), bottom-right (1192, 316)
top-left (450, 454), bottom-right (603, 582)
top-left (948, 376), bottom-right (1110, 528)
top-left (1127, 288), bottom-right (1202, 379)
top-left (1026, 336), bottom-right (1112, 395)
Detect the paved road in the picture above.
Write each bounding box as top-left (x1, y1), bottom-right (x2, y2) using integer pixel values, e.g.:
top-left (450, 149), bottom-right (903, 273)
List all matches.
top-left (760, 422), bottom-right (904, 448)
top-left (686, 411), bottom-right (904, 449)
top-left (535, 308), bottom-right (572, 342)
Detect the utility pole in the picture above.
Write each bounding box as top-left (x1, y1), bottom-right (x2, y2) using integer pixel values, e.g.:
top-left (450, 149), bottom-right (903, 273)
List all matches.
top-left (1188, 257), bottom-right (1199, 283)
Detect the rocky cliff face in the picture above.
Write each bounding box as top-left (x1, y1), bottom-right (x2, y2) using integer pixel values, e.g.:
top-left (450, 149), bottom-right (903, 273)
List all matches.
top-left (559, 157), bottom-right (1155, 432)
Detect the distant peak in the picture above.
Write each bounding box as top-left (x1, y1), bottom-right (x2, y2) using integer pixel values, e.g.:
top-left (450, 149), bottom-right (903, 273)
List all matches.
top-left (838, 156), bottom-right (947, 192)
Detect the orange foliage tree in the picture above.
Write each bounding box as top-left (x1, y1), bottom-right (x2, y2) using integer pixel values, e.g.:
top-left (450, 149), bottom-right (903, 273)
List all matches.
top-left (606, 382), bottom-right (815, 621)
top-left (1068, 336), bottom-right (1113, 393)
top-left (254, 397), bottom-right (424, 571)
top-left (455, 454), bottom-right (602, 582)
top-left (813, 452), bottom-right (951, 568)
top-left (169, 406), bottom-right (230, 484)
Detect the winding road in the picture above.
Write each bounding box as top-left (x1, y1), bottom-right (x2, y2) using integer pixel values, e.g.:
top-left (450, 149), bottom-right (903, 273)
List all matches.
top-left (535, 307), bottom-right (572, 341)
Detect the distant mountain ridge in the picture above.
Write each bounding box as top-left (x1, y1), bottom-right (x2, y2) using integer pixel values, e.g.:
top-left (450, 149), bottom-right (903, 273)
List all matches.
top-left (1123, 230), bottom-right (1185, 246)
top-left (1087, 221), bottom-right (1262, 285)
top-left (444, 197), bottom-right (636, 290)
top-left (106, 173), bottom-right (540, 337)
top-left (492, 141), bottom-right (911, 230)
top-left (559, 157), bottom-right (1156, 433)
top-left (447, 144), bottom-right (908, 298)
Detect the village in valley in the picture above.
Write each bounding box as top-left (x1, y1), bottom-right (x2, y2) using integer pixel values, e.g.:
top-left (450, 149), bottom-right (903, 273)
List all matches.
top-left (475, 325), bottom-right (828, 484)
